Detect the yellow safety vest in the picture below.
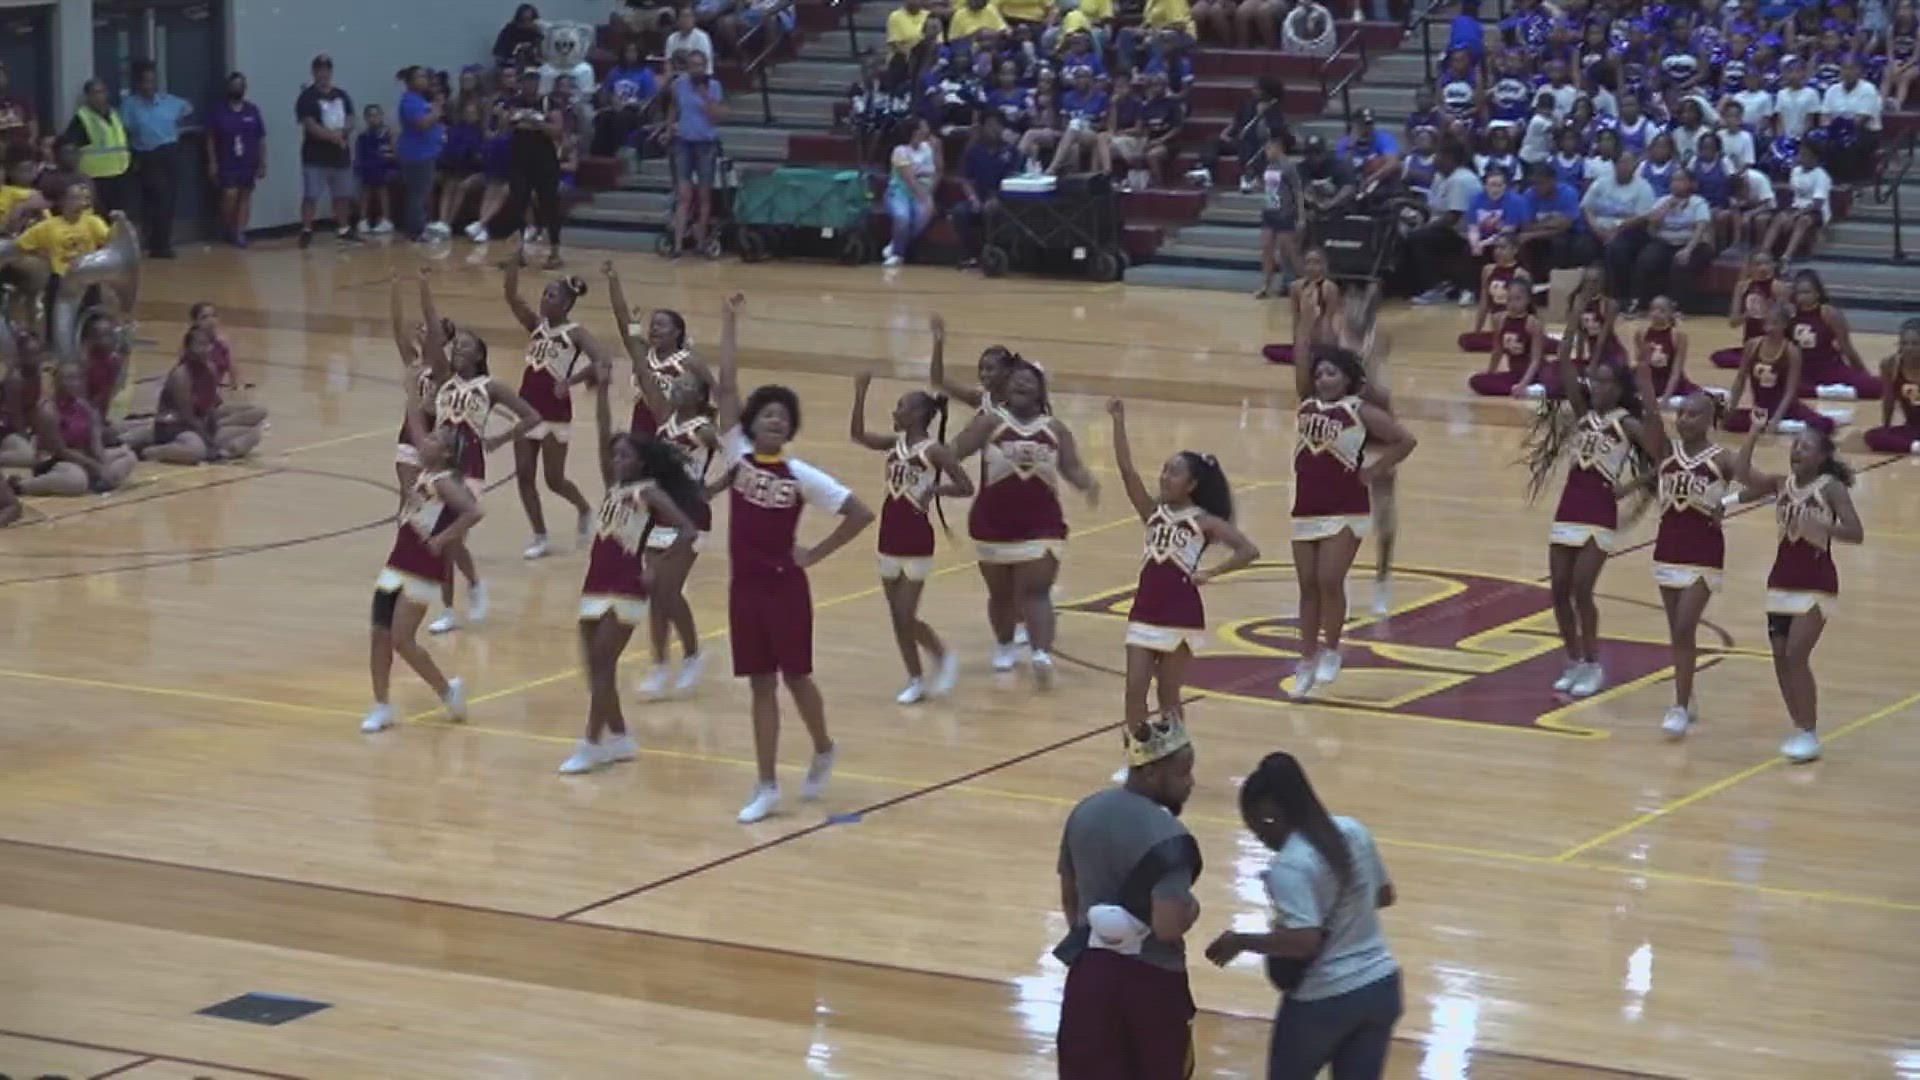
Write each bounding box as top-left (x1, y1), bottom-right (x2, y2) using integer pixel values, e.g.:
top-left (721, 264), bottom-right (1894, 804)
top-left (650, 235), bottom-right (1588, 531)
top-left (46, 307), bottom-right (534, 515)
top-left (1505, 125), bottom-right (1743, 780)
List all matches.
top-left (76, 108), bottom-right (130, 178)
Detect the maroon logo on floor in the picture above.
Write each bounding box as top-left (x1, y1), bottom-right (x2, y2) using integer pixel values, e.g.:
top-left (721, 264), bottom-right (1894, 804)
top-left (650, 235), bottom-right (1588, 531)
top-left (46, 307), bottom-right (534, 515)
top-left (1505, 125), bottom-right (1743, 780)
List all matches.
top-left (1064, 564), bottom-right (1720, 735)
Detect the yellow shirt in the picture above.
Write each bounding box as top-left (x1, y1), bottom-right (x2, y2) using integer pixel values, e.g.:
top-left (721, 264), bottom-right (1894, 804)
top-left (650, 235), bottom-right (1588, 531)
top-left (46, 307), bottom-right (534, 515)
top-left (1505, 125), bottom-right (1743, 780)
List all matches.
top-left (1059, 0), bottom-right (1114, 34)
top-left (0, 185), bottom-right (41, 226)
top-left (948, 1), bottom-right (1009, 38)
top-left (18, 211), bottom-right (110, 275)
top-left (886, 6), bottom-right (933, 50)
top-left (1142, 0), bottom-right (1194, 31)
top-left (997, 0), bottom-right (1049, 20)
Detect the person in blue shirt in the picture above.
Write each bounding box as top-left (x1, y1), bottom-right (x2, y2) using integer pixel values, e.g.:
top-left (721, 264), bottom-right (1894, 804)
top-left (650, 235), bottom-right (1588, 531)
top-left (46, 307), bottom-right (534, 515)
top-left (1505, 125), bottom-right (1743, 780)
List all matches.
top-left (1334, 108), bottom-right (1399, 180)
top-left (394, 66), bottom-right (447, 241)
top-left (1515, 162), bottom-right (1596, 279)
top-left (954, 111), bottom-right (1021, 267)
top-left (1051, 68), bottom-right (1111, 174)
top-left (354, 104), bottom-right (398, 235)
top-left (593, 41), bottom-right (660, 158)
top-left (666, 49), bottom-right (726, 257)
top-left (1450, 0), bottom-right (1488, 66)
top-left (437, 97), bottom-right (487, 238)
top-left (1465, 168), bottom-right (1532, 274)
top-left (119, 60), bottom-right (192, 258)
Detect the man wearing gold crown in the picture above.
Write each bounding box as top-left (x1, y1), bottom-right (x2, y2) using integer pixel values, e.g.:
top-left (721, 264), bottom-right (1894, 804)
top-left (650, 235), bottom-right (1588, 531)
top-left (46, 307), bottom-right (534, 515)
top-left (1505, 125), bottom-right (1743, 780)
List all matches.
top-left (1053, 712), bottom-right (1201, 1079)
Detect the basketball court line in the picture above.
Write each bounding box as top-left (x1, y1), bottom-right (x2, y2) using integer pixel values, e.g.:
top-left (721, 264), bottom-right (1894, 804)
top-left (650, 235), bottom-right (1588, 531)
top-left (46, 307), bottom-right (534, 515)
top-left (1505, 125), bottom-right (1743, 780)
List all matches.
top-left (86, 1056), bottom-right (158, 1079)
top-left (0, 1027), bottom-right (305, 1080)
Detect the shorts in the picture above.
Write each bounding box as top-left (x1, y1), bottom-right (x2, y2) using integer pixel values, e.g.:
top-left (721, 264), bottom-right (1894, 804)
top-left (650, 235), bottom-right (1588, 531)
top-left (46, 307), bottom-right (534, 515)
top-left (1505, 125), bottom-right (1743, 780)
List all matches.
top-left (580, 593), bottom-right (649, 625)
top-left (1125, 622), bottom-right (1206, 653)
top-left (646, 526), bottom-right (708, 553)
top-left (1111, 134), bottom-right (1146, 161)
top-left (673, 140), bottom-right (719, 186)
top-left (302, 164), bottom-right (359, 200)
top-left (878, 554), bottom-right (933, 581)
top-left (217, 166), bottom-right (257, 191)
top-left (524, 421), bottom-right (571, 444)
top-left (1549, 521), bottom-right (1617, 551)
top-left (975, 538), bottom-right (1067, 564)
top-left (374, 566), bottom-right (440, 611)
top-left (356, 164), bottom-right (398, 190)
top-left (1261, 207), bottom-right (1298, 232)
top-left (730, 572), bottom-right (814, 677)
top-left (1653, 562), bottom-right (1723, 592)
top-left (1056, 949), bottom-right (1196, 1080)
top-left (1291, 514), bottom-right (1371, 542)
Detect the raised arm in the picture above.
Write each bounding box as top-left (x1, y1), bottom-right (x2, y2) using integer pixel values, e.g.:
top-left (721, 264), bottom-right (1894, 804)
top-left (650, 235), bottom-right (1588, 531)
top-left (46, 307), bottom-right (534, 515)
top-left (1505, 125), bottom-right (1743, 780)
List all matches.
top-left (1292, 308), bottom-right (1315, 402)
top-left (1194, 512), bottom-right (1260, 585)
top-left (604, 261), bottom-right (644, 364)
top-left (418, 270), bottom-right (450, 378)
top-left (925, 313), bottom-right (983, 408)
top-left (389, 274), bottom-right (417, 367)
top-left (1052, 419), bottom-right (1100, 506)
top-left (593, 358), bottom-right (617, 487)
top-left (714, 293), bottom-right (744, 432)
top-left (848, 373), bottom-right (894, 450)
top-left (1633, 361), bottom-right (1670, 463)
top-left (1665, 327), bottom-right (1690, 399)
top-left (502, 256), bottom-right (540, 332)
top-left (1106, 397), bottom-right (1155, 522)
top-left (1558, 326), bottom-right (1593, 416)
top-left (1731, 420), bottom-right (1780, 496)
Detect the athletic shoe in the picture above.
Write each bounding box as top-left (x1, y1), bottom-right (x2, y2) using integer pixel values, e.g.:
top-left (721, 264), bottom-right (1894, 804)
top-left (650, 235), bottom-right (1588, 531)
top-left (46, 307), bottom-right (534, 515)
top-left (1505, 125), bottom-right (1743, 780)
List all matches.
top-left (881, 243), bottom-right (902, 268)
top-left (1410, 286), bottom-right (1452, 306)
top-left (1110, 766), bottom-right (1130, 784)
top-left (1315, 650), bottom-right (1343, 689)
top-left (1371, 577), bottom-right (1391, 617)
top-left (1013, 624), bottom-right (1031, 648)
top-left (427, 221), bottom-right (452, 240)
top-left (360, 703), bottom-right (395, 733)
top-left (1457, 289), bottom-right (1476, 308)
top-left (467, 582), bottom-right (489, 623)
top-left (603, 733), bottom-right (639, 762)
top-left (1661, 705), bottom-right (1693, 738)
top-left (523, 535), bottom-right (551, 560)
top-left (991, 644), bottom-right (1019, 671)
top-left (1569, 662), bottom-right (1604, 698)
top-left (930, 651), bottom-right (960, 696)
top-left (638, 665), bottom-right (671, 700)
top-left (369, 220), bottom-right (394, 235)
top-left (442, 677), bottom-right (468, 721)
top-left (558, 739), bottom-right (606, 774)
top-left (1780, 729), bottom-right (1822, 762)
top-left (1032, 651), bottom-right (1057, 689)
top-left (802, 747), bottom-right (836, 800)
top-left (896, 678), bottom-right (926, 705)
top-left (673, 652), bottom-right (706, 696)
top-left (427, 609), bottom-right (460, 635)
top-left (465, 220), bottom-right (489, 242)
top-left (1552, 661), bottom-right (1581, 692)
top-left (1290, 656), bottom-right (1318, 699)
top-left (737, 782), bottom-right (782, 823)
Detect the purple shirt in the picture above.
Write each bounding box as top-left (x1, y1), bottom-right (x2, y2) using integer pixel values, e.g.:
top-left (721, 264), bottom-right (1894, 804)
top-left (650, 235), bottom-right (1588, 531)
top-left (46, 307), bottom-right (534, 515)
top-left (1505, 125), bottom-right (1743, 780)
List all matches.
top-left (208, 101), bottom-right (266, 175)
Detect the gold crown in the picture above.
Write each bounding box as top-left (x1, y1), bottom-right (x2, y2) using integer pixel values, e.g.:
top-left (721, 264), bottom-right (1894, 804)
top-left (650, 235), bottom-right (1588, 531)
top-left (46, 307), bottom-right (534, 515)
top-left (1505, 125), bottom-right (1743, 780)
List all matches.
top-left (1123, 711), bottom-right (1192, 768)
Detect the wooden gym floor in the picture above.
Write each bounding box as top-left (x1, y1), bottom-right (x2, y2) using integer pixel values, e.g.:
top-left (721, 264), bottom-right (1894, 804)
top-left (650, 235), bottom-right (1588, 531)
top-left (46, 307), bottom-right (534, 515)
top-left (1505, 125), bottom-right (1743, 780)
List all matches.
top-left (1, 243), bottom-right (1917, 1080)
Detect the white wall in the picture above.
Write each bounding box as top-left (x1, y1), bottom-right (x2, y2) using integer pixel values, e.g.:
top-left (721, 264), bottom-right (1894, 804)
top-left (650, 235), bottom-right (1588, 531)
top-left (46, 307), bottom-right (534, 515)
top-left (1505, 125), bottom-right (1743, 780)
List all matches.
top-left (226, 0), bottom-right (610, 228)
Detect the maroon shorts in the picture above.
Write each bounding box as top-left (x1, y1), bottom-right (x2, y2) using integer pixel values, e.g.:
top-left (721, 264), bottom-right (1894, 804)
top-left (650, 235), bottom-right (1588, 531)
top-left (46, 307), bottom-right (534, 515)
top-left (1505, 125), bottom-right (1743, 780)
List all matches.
top-left (1056, 950), bottom-right (1195, 1080)
top-left (730, 571), bottom-right (814, 677)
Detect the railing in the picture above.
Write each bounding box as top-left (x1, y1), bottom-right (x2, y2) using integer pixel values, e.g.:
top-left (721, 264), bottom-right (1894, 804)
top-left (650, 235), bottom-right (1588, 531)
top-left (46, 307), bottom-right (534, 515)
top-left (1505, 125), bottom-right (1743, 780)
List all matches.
top-left (1871, 130), bottom-right (1915, 262)
top-left (739, 2), bottom-right (795, 125)
top-left (1316, 29), bottom-right (1371, 129)
top-left (832, 0), bottom-right (861, 59)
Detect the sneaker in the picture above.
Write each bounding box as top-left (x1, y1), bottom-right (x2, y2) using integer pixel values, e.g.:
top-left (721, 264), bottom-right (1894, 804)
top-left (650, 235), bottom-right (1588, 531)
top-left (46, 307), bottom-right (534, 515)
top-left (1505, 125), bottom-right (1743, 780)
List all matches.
top-left (1371, 577), bottom-right (1391, 617)
top-left (523, 535), bottom-right (551, 560)
top-left (1410, 286), bottom-right (1453, 306)
top-left (467, 582), bottom-right (489, 623)
top-left (558, 739), bottom-right (606, 774)
top-left (882, 244), bottom-right (903, 268)
top-left (360, 703), bottom-right (395, 733)
top-left (1239, 176), bottom-right (1257, 193)
top-left (1661, 705), bottom-right (1693, 738)
top-left (337, 226), bottom-right (363, 243)
top-left (298, 229), bottom-right (313, 249)
top-left (1290, 655), bottom-right (1318, 699)
top-left (1457, 289), bottom-right (1476, 308)
top-left (603, 733), bottom-right (639, 762)
top-left (1315, 650), bottom-right (1343, 688)
top-left (428, 221), bottom-right (452, 240)
top-left (801, 746), bottom-right (836, 800)
top-left (930, 650), bottom-right (960, 696)
top-left (672, 652), bottom-right (706, 696)
top-left (1111, 765), bottom-right (1130, 784)
top-left (1013, 624), bottom-right (1031, 648)
top-left (991, 644), bottom-right (1019, 672)
top-left (737, 782), bottom-right (782, 823)
top-left (442, 677), bottom-right (468, 721)
top-left (1032, 651), bottom-right (1057, 689)
top-left (369, 219), bottom-right (394, 235)
top-left (1780, 729), bottom-right (1822, 763)
top-left (1569, 662), bottom-right (1604, 698)
top-left (896, 678), bottom-right (926, 705)
top-left (465, 220), bottom-right (489, 242)
top-left (638, 664), bottom-right (671, 700)
top-left (1551, 661), bottom-right (1581, 692)
top-left (427, 609), bottom-right (460, 635)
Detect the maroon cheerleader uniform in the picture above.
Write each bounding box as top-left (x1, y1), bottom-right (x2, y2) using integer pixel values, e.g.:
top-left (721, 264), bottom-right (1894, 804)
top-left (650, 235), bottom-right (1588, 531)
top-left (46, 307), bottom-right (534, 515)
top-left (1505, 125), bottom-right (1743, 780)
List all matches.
top-left (395, 365), bottom-right (439, 468)
top-left (1262, 277), bottom-right (1337, 365)
top-left (1765, 473), bottom-right (1841, 618)
top-left (722, 427), bottom-right (853, 677)
top-left (1468, 314), bottom-right (1539, 396)
top-left (1577, 298), bottom-right (1626, 366)
top-left (434, 374), bottom-right (493, 482)
top-left (1640, 324), bottom-right (1698, 396)
top-left (1651, 443), bottom-right (1729, 591)
top-left (1292, 395), bottom-right (1370, 540)
top-left (1458, 263), bottom-right (1522, 353)
top-left (1725, 340), bottom-right (1834, 435)
top-left (579, 480), bottom-right (658, 625)
top-left (1550, 408), bottom-right (1633, 551)
top-left (375, 470), bottom-right (456, 605)
top-left (31, 393), bottom-right (94, 476)
top-left (1125, 503), bottom-right (1208, 652)
top-left (647, 411), bottom-right (715, 550)
top-left (152, 359), bottom-right (223, 444)
top-left (1712, 277), bottom-right (1777, 369)
top-left (84, 344), bottom-right (123, 414)
top-left (1863, 364), bottom-right (1920, 452)
top-left (518, 320), bottom-right (585, 442)
top-left (878, 434), bottom-right (939, 580)
top-left (1792, 304), bottom-right (1884, 398)
top-left (629, 346), bottom-right (690, 436)
top-left (968, 409), bottom-right (1068, 562)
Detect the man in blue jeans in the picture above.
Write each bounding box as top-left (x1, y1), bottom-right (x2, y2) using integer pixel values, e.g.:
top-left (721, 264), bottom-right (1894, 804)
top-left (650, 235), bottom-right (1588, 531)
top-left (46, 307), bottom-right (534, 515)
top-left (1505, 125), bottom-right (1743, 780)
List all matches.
top-left (666, 50), bottom-right (725, 257)
top-left (395, 66), bottom-right (446, 241)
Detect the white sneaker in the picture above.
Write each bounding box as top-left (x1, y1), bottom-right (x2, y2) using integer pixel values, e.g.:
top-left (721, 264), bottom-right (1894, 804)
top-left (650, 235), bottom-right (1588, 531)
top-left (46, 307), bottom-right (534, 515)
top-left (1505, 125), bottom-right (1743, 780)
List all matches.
top-left (523, 535), bottom-right (551, 560)
top-left (896, 678), bottom-right (926, 705)
top-left (1552, 661), bottom-right (1581, 692)
top-left (603, 733), bottom-right (639, 762)
top-left (1032, 651), bottom-right (1057, 689)
top-left (1315, 650), bottom-right (1343, 688)
top-left (466, 582), bottom-right (489, 623)
top-left (1110, 765), bottom-right (1130, 784)
top-left (1569, 662), bottom-right (1604, 698)
top-left (1410, 286), bottom-right (1452, 306)
top-left (360, 703), bottom-right (395, 733)
top-left (672, 652), bottom-right (706, 696)
top-left (369, 219), bottom-right (395, 235)
top-left (465, 220), bottom-right (489, 242)
top-left (428, 221), bottom-right (452, 240)
top-left (930, 650), bottom-right (960, 696)
top-left (427, 609), bottom-right (459, 635)
top-left (1457, 289), bottom-right (1476, 308)
top-left (1371, 577), bottom-right (1391, 617)
top-left (638, 665), bottom-right (671, 700)
top-left (802, 747), bottom-right (836, 800)
top-left (1781, 729), bottom-right (1822, 762)
top-left (1239, 176), bottom-right (1257, 193)
top-left (1661, 705), bottom-right (1693, 738)
top-left (738, 782), bottom-right (782, 823)
top-left (442, 677), bottom-right (468, 721)
top-left (881, 243), bottom-right (901, 267)
top-left (558, 739), bottom-right (606, 774)
top-left (1290, 656), bottom-right (1318, 699)
top-left (991, 644), bottom-right (1019, 672)
top-left (1013, 624), bottom-right (1031, 648)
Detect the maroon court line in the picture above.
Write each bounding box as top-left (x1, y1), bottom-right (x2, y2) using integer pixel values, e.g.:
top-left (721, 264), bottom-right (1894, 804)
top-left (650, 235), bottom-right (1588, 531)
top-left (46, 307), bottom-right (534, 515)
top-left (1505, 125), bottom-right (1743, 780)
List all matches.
top-left (86, 1055), bottom-right (157, 1079)
top-left (0, 1028), bottom-right (306, 1080)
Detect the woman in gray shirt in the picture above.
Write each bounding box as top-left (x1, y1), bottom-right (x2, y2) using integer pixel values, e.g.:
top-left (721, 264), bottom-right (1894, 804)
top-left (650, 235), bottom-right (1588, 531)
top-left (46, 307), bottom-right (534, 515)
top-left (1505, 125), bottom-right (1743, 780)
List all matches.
top-left (1206, 752), bottom-right (1400, 1080)
top-left (1627, 167), bottom-right (1716, 313)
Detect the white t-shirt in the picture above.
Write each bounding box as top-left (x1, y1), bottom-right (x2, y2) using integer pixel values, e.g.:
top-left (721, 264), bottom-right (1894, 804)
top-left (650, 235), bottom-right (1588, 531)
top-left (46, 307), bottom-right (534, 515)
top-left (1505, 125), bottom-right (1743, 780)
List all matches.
top-left (1519, 113), bottom-right (1557, 163)
top-left (1821, 80), bottom-right (1884, 130)
top-left (1544, 81), bottom-right (1579, 120)
top-left (1649, 193), bottom-right (1712, 245)
top-left (1581, 171), bottom-right (1656, 230)
top-left (889, 140), bottom-right (937, 195)
top-left (1719, 128), bottom-right (1758, 171)
top-left (1735, 168), bottom-right (1775, 207)
top-left (665, 28), bottom-right (716, 65)
top-left (1670, 123), bottom-right (1705, 162)
top-left (1791, 164), bottom-right (1833, 222)
top-left (1774, 86), bottom-right (1822, 138)
top-left (1733, 89), bottom-right (1776, 128)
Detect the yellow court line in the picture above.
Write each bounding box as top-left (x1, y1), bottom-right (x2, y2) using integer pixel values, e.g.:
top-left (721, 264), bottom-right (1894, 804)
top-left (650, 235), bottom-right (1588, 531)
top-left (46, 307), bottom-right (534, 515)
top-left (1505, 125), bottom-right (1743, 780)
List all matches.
top-left (1551, 688), bottom-right (1920, 862)
top-left (0, 667), bottom-right (358, 719)
top-left (271, 427), bottom-right (396, 457)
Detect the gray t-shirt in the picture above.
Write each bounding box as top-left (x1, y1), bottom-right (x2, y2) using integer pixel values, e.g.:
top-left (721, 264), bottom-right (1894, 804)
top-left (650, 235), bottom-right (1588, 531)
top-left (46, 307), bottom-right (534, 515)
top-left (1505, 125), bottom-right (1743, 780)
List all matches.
top-left (1427, 166), bottom-right (1483, 227)
top-left (1055, 787), bottom-right (1198, 972)
top-left (1263, 815), bottom-right (1398, 1001)
top-left (1650, 193), bottom-right (1711, 246)
top-left (1580, 172), bottom-right (1656, 231)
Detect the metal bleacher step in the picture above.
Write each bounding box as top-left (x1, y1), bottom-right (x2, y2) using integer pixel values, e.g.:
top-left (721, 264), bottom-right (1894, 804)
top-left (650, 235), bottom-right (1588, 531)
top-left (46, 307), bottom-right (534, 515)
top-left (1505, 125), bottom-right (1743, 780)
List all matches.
top-left (568, 225), bottom-right (669, 251)
top-left (766, 59), bottom-right (862, 95)
top-left (1124, 262), bottom-right (1267, 291)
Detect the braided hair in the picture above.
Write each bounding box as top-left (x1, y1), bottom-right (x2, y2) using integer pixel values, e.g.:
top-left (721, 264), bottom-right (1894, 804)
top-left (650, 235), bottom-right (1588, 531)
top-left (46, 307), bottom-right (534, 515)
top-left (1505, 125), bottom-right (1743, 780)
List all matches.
top-left (1521, 358), bottom-right (1656, 524)
top-left (903, 389), bottom-right (953, 533)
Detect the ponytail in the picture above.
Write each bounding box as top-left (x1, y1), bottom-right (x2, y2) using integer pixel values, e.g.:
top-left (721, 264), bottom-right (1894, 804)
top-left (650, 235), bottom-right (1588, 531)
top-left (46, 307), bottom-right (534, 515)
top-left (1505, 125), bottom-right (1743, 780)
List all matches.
top-left (1178, 451), bottom-right (1234, 522)
top-left (927, 392), bottom-right (953, 535)
top-left (1239, 752), bottom-right (1352, 882)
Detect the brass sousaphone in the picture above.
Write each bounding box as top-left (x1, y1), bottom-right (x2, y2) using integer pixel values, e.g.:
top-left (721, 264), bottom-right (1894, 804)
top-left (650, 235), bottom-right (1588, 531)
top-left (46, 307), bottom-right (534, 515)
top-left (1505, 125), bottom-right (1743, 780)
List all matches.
top-left (52, 214), bottom-right (141, 361)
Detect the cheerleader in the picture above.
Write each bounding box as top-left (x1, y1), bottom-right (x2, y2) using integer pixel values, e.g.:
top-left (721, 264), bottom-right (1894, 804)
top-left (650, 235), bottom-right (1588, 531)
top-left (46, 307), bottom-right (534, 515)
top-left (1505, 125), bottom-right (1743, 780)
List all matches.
top-left (1469, 272), bottom-right (1549, 397)
top-left (1288, 343), bottom-right (1417, 698)
top-left (1731, 422), bottom-right (1865, 763)
top-left (926, 325), bottom-right (1031, 646)
top-left (605, 269), bottom-right (691, 438)
top-left (389, 272), bottom-right (450, 491)
top-left (850, 372), bottom-right (974, 704)
top-left (0, 329), bottom-right (44, 468)
top-left (1637, 380), bottom-right (1731, 737)
top-left (951, 356), bottom-right (1100, 686)
top-left (503, 256), bottom-right (605, 559)
top-left (1524, 344), bottom-right (1657, 698)
top-left (1726, 305), bottom-right (1832, 434)
top-left (1458, 235), bottom-right (1523, 354)
top-left (561, 362), bottom-right (703, 774)
top-left (135, 324), bottom-right (267, 464)
top-left (1863, 318), bottom-right (1920, 452)
top-left (1261, 247), bottom-right (1339, 366)
top-left (1560, 265), bottom-right (1624, 373)
top-left (16, 362), bottom-right (137, 496)
top-left (188, 302), bottom-right (245, 394)
top-left (79, 312), bottom-right (128, 419)
top-left (417, 278), bottom-right (542, 634)
top-left (1788, 270), bottom-right (1884, 400)
top-left (1634, 296), bottom-right (1698, 401)
top-left (362, 395), bottom-right (481, 734)
top-left (1338, 287), bottom-right (1403, 615)
top-left (1713, 251), bottom-right (1788, 369)
top-left (712, 295), bottom-right (875, 825)
top-left (1108, 396), bottom-right (1258, 732)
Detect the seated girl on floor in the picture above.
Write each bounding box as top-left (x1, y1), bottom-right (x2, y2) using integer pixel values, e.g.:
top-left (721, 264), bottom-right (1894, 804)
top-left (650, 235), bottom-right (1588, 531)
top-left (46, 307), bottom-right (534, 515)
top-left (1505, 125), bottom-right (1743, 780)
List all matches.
top-left (1863, 318), bottom-right (1920, 454)
top-left (1713, 250), bottom-right (1787, 370)
top-left (1459, 234), bottom-right (1523, 353)
top-left (15, 360), bottom-right (137, 497)
top-left (1724, 304), bottom-right (1833, 435)
top-left (1468, 270), bottom-right (1549, 397)
top-left (1634, 296), bottom-right (1700, 402)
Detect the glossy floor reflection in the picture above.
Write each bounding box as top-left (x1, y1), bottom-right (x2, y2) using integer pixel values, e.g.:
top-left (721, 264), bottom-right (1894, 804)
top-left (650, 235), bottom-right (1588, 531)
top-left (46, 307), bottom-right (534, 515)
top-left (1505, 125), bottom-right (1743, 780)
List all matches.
top-left (1, 242), bottom-right (1917, 1079)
